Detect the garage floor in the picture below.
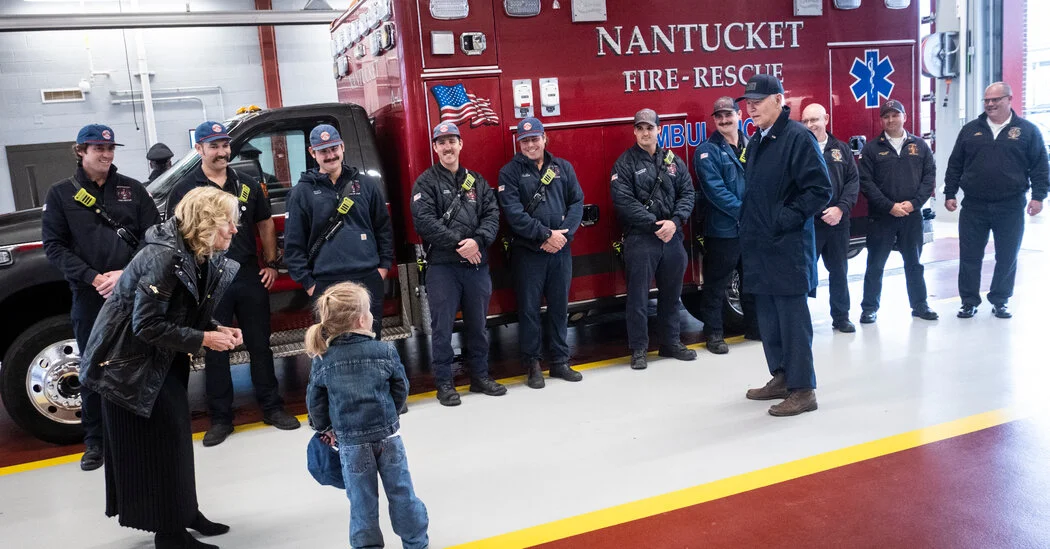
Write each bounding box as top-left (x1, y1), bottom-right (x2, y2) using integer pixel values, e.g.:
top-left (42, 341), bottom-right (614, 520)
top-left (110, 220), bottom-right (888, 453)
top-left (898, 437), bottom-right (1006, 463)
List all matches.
top-left (1, 217), bottom-right (1048, 549)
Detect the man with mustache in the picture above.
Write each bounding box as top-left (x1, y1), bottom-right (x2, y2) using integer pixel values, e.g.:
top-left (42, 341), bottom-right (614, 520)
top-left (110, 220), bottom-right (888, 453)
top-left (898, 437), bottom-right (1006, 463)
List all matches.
top-left (42, 124), bottom-right (160, 470)
top-left (410, 122), bottom-right (504, 406)
top-left (166, 121), bottom-right (300, 447)
top-left (284, 124), bottom-right (393, 338)
top-left (692, 97), bottom-right (760, 354)
top-left (945, 82), bottom-right (1048, 319)
top-left (801, 103), bottom-right (860, 333)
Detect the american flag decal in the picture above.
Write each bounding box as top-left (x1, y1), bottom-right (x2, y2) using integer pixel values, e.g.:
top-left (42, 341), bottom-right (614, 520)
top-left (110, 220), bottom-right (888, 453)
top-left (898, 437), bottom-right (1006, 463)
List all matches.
top-left (431, 83), bottom-right (500, 128)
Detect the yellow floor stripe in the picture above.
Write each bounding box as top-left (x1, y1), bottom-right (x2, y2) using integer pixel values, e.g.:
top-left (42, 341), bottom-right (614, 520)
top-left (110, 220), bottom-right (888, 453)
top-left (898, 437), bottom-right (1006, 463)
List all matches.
top-left (0, 339), bottom-right (732, 478)
top-left (448, 408), bottom-right (1020, 549)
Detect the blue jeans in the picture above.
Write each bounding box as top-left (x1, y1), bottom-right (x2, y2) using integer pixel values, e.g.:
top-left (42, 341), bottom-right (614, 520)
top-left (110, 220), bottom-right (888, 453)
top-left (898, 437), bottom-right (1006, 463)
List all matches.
top-left (340, 436), bottom-right (429, 549)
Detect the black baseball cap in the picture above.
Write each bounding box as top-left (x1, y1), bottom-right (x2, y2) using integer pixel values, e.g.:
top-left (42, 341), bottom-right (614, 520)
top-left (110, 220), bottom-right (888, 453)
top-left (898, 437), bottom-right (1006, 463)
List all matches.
top-left (736, 74), bottom-right (784, 102)
top-left (880, 100), bottom-right (905, 116)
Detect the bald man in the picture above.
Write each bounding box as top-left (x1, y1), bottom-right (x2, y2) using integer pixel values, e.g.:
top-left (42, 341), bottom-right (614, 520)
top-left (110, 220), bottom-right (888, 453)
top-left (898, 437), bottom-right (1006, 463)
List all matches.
top-left (802, 104), bottom-right (860, 332)
top-left (945, 82), bottom-right (1048, 319)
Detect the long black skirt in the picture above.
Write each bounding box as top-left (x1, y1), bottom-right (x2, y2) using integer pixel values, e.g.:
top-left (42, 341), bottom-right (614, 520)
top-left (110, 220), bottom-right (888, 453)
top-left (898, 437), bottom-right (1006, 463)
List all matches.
top-left (102, 358), bottom-right (199, 533)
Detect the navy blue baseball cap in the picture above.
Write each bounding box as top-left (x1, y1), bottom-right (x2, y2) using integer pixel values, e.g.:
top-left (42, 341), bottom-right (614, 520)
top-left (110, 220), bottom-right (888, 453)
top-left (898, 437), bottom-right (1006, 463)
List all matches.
top-left (736, 74), bottom-right (785, 102)
top-left (310, 124), bottom-right (343, 150)
top-left (195, 121), bottom-right (230, 143)
top-left (516, 117), bottom-right (544, 141)
top-left (306, 433), bottom-right (344, 489)
top-left (76, 124), bottom-right (123, 146)
top-left (431, 122), bottom-right (461, 141)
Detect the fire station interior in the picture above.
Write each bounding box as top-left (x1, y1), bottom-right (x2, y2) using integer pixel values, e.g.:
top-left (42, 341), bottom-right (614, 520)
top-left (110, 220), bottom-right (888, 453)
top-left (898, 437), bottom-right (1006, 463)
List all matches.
top-left (1, 1), bottom-right (1048, 548)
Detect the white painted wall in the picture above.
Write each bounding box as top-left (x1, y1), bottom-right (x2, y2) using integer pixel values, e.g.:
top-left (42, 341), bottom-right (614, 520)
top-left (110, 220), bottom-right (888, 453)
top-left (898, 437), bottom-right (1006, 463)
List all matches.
top-left (0, 0), bottom-right (346, 213)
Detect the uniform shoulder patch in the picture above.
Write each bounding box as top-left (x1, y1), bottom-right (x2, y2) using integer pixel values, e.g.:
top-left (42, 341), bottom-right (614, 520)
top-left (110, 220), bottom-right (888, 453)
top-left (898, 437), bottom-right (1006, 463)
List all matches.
top-left (700, 152), bottom-right (709, 159)
top-left (413, 193), bottom-right (422, 201)
top-left (498, 185), bottom-right (505, 192)
top-left (611, 173), bottom-right (618, 181)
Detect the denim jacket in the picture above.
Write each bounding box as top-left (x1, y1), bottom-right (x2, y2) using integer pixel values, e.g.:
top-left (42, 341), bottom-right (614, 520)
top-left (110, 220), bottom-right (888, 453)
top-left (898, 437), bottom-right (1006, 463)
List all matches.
top-left (306, 332), bottom-right (408, 445)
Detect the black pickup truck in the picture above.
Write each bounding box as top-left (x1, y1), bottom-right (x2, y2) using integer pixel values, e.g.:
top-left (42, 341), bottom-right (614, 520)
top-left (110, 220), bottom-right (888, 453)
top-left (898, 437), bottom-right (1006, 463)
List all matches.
top-left (0, 103), bottom-right (416, 444)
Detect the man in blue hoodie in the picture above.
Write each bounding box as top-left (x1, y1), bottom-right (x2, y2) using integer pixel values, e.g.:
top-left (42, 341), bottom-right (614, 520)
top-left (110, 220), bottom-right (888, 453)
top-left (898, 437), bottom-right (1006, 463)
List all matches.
top-left (693, 97), bottom-right (759, 354)
top-left (497, 117), bottom-right (585, 388)
top-left (285, 124), bottom-right (394, 337)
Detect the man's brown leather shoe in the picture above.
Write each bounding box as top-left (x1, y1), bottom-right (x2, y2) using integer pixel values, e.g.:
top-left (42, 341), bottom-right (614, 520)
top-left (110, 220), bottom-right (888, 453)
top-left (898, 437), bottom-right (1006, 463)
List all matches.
top-left (745, 372), bottom-right (789, 401)
top-left (768, 389), bottom-right (818, 417)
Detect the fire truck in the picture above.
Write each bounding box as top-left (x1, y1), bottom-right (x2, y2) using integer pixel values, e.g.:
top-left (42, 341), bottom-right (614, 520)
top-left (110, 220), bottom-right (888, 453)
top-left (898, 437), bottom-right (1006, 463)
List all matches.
top-left (0, 0), bottom-right (925, 444)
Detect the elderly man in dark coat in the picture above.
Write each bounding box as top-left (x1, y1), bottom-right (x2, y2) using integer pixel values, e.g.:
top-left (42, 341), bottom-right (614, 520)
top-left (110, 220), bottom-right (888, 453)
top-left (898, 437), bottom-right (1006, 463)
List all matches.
top-left (737, 75), bottom-right (832, 417)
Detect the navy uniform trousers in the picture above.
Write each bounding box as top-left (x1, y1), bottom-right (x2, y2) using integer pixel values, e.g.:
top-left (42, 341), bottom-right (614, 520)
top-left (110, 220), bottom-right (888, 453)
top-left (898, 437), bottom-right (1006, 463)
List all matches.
top-left (958, 194), bottom-right (1026, 308)
top-left (511, 246), bottom-right (572, 365)
top-left (623, 231), bottom-right (687, 351)
top-left (205, 268), bottom-right (282, 424)
top-left (427, 262), bottom-right (492, 386)
top-left (313, 269), bottom-right (385, 338)
top-left (861, 213), bottom-right (928, 312)
top-left (754, 293), bottom-right (816, 390)
top-left (696, 236), bottom-right (757, 336)
top-left (814, 223), bottom-right (851, 322)
top-left (72, 287), bottom-right (106, 447)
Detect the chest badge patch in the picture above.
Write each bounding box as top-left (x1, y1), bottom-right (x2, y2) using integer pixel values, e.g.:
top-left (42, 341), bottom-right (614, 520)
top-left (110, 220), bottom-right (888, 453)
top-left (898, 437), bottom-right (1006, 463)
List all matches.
top-left (465, 188), bottom-right (477, 201)
top-left (349, 180), bottom-right (362, 194)
top-left (1008, 127), bottom-right (1021, 140)
top-left (907, 143), bottom-right (919, 156)
top-left (831, 149), bottom-right (843, 163)
top-left (116, 186), bottom-right (133, 202)
top-left (666, 163), bottom-right (678, 176)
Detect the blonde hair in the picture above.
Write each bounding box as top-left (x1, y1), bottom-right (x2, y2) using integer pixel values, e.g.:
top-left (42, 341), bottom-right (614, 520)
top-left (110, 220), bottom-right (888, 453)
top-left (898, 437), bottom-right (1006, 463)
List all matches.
top-left (305, 282), bottom-right (373, 357)
top-left (173, 186), bottom-right (240, 261)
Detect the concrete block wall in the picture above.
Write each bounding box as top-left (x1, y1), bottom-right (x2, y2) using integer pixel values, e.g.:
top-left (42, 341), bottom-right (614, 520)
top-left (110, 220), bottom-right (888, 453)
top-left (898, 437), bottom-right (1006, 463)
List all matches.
top-left (0, 0), bottom-right (346, 214)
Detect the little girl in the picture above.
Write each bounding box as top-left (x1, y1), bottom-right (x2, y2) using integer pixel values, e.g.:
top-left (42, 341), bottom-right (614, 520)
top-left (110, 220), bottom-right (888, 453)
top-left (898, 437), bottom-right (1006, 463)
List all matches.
top-left (305, 282), bottom-right (429, 549)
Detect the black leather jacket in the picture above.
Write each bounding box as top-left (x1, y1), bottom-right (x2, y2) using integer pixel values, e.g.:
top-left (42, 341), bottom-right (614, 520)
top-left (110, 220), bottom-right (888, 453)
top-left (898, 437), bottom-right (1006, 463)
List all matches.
top-left (80, 219), bottom-right (239, 417)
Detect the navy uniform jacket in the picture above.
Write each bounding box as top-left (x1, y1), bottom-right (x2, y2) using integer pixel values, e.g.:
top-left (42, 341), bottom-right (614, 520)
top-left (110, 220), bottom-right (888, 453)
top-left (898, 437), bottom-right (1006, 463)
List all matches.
top-left (284, 166), bottom-right (394, 290)
top-left (410, 163), bottom-right (500, 265)
top-left (166, 166), bottom-right (271, 268)
top-left (611, 144), bottom-right (695, 237)
top-left (497, 151), bottom-right (584, 252)
top-left (859, 132), bottom-right (935, 217)
top-left (944, 110), bottom-right (1050, 202)
top-left (817, 133), bottom-right (860, 229)
top-left (740, 107), bottom-right (833, 296)
top-left (694, 130), bottom-right (747, 238)
top-left (42, 165), bottom-right (160, 289)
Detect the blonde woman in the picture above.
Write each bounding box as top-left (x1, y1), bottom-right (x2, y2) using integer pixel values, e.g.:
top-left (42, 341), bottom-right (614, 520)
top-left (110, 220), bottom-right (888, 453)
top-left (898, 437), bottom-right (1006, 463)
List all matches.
top-left (80, 186), bottom-right (243, 549)
top-left (305, 282), bottom-right (429, 549)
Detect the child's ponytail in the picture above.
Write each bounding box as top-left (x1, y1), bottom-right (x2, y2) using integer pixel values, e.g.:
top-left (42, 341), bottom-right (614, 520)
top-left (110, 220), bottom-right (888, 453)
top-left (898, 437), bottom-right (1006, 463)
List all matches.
top-left (303, 282), bottom-right (373, 357)
top-left (305, 322), bottom-right (328, 357)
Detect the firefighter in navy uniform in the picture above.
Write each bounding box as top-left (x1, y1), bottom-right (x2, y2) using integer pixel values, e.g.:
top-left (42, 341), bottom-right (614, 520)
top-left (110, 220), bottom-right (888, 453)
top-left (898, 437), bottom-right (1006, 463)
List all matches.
top-left (145, 142), bottom-right (174, 184)
top-left (858, 100), bottom-right (939, 324)
top-left (42, 124), bottom-right (160, 470)
top-left (945, 82), bottom-right (1049, 320)
top-left (284, 124), bottom-right (394, 335)
top-left (801, 103), bottom-right (860, 333)
top-left (166, 121), bottom-right (300, 448)
top-left (611, 109), bottom-right (697, 371)
top-left (497, 117), bottom-right (585, 389)
top-left (410, 122), bottom-right (505, 407)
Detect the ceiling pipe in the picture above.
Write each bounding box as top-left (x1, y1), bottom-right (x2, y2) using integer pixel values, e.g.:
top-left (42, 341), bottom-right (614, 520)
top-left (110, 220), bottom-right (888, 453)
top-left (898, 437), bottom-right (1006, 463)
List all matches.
top-left (111, 96), bottom-right (208, 122)
top-left (0, 10), bottom-right (339, 32)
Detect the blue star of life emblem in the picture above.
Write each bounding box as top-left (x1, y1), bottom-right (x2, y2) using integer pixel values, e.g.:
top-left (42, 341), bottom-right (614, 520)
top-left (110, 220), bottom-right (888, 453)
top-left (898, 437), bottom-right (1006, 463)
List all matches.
top-left (849, 49), bottom-right (895, 108)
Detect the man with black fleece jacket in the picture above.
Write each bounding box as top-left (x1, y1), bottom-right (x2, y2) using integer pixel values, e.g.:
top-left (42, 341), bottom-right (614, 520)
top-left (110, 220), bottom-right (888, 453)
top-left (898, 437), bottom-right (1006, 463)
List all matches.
top-left (410, 122), bottom-right (504, 406)
top-left (944, 82), bottom-right (1049, 320)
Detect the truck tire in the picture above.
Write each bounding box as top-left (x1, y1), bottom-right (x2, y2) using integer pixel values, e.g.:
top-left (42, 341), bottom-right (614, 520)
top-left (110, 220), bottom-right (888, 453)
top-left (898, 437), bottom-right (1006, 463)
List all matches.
top-left (0, 315), bottom-right (84, 445)
top-left (682, 268), bottom-right (746, 334)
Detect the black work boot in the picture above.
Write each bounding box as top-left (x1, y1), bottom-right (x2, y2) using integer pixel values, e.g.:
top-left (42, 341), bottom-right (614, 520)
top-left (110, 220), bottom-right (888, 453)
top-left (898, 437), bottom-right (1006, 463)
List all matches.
top-left (469, 376), bottom-right (507, 396)
top-left (745, 371), bottom-right (789, 401)
top-left (436, 383), bottom-right (461, 406)
top-left (630, 349), bottom-right (648, 370)
top-left (202, 423), bottom-right (234, 447)
top-left (549, 363), bottom-right (583, 382)
top-left (525, 360), bottom-right (545, 389)
top-left (80, 444), bottom-right (103, 471)
top-left (658, 342), bottom-right (697, 361)
top-left (263, 409), bottom-right (301, 430)
top-left (705, 332), bottom-right (729, 355)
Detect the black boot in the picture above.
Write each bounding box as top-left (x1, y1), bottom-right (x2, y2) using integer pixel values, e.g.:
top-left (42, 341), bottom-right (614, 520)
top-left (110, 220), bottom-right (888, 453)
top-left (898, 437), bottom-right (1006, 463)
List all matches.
top-left (549, 363), bottom-right (583, 382)
top-left (524, 359), bottom-right (544, 389)
top-left (155, 530), bottom-right (219, 549)
top-left (190, 510), bottom-right (230, 536)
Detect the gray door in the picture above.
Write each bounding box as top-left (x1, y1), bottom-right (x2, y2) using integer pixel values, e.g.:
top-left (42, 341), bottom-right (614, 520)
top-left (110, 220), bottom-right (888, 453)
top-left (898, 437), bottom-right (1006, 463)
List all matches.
top-left (6, 142), bottom-right (76, 211)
